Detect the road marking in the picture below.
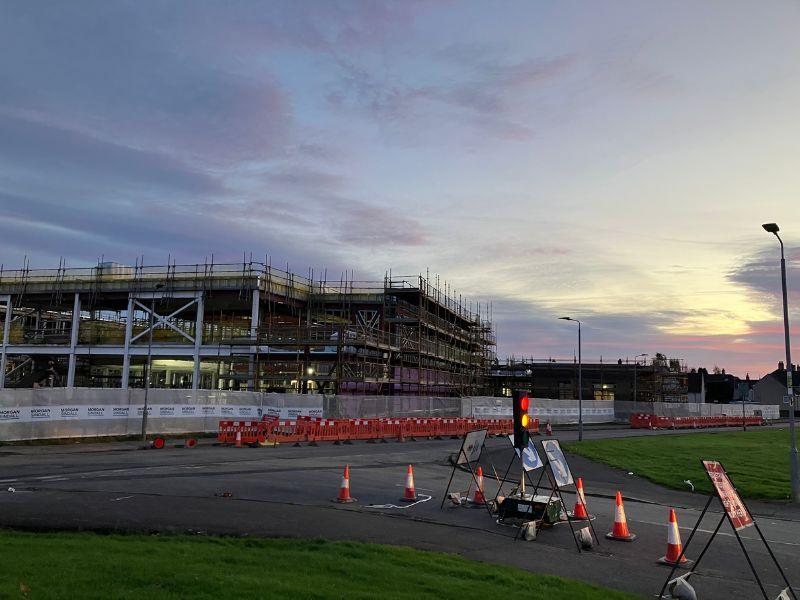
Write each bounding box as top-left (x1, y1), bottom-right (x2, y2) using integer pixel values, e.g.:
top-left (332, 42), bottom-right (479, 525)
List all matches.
top-left (35, 475), bottom-right (65, 480)
top-left (365, 494), bottom-right (433, 510)
top-left (111, 496), bottom-right (134, 502)
top-left (394, 484), bottom-right (434, 492)
top-left (0, 480), bottom-right (18, 484)
top-left (636, 518), bottom-right (800, 548)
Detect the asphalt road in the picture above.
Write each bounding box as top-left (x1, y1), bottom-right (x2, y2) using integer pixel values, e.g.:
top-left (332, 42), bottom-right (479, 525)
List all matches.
top-left (1, 425), bottom-right (797, 599)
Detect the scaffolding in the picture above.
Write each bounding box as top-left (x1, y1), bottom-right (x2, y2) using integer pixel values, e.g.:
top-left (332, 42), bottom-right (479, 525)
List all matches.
top-left (0, 260), bottom-right (495, 396)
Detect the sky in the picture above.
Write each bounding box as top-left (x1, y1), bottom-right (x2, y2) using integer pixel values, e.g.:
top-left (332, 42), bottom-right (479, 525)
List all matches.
top-left (0, 1), bottom-right (798, 378)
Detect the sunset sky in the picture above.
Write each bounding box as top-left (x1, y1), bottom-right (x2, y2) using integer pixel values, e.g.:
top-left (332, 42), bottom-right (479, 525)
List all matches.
top-left (0, 1), bottom-right (798, 377)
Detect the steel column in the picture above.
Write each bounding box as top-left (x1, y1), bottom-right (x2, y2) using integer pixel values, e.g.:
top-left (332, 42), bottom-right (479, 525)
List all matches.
top-left (192, 291), bottom-right (204, 390)
top-left (121, 295), bottom-right (134, 389)
top-left (66, 293), bottom-right (81, 387)
top-left (0, 295), bottom-right (11, 389)
top-left (248, 287), bottom-right (260, 390)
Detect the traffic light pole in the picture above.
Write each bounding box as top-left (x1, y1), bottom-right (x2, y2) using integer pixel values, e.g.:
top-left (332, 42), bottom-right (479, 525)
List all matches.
top-left (578, 321), bottom-right (583, 442)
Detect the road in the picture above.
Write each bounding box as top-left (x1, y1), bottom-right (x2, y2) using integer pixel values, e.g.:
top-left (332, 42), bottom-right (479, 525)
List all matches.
top-left (0, 425), bottom-right (797, 599)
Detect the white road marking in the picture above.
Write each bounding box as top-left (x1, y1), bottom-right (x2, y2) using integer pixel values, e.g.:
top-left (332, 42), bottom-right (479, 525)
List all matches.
top-left (365, 494), bottom-right (434, 510)
top-left (635, 518), bottom-right (800, 548)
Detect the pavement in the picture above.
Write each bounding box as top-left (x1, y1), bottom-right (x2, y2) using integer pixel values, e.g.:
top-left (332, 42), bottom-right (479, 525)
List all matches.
top-left (1, 425), bottom-right (798, 599)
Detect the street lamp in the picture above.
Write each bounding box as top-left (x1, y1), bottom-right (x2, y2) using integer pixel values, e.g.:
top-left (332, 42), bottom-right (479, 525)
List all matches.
top-left (559, 317), bottom-right (583, 441)
top-left (633, 353), bottom-right (648, 405)
top-left (142, 283), bottom-right (164, 444)
top-left (762, 222), bottom-right (799, 503)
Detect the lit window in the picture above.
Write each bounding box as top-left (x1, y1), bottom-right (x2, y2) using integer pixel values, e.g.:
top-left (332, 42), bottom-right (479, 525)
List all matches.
top-left (593, 383), bottom-right (615, 401)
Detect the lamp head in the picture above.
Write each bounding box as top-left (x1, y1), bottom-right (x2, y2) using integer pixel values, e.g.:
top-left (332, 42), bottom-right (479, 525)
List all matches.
top-left (762, 223), bottom-right (780, 234)
top-left (558, 316), bottom-right (572, 321)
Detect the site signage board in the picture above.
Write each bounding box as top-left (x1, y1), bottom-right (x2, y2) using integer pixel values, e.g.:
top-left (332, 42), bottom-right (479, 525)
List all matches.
top-left (702, 460), bottom-right (753, 531)
top-left (0, 404), bottom-right (322, 423)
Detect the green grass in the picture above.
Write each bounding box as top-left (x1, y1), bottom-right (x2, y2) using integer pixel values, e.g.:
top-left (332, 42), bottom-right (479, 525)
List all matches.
top-left (564, 428), bottom-right (792, 500)
top-left (0, 531), bottom-right (639, 599)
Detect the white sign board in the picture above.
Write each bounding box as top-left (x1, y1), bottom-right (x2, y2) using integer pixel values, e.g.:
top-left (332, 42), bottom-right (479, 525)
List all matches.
top-left (542, 439), bottom-right (574, 487)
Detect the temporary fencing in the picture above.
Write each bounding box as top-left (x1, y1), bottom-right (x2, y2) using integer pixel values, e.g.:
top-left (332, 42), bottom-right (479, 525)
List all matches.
top-left (217, 416), bottom-right (539, 447)
top-left (629, 413), bottom-right (765, 430)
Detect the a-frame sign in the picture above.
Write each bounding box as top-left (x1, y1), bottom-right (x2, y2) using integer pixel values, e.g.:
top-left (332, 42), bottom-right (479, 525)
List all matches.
top-left (658, 459), bottom-right (796, 599)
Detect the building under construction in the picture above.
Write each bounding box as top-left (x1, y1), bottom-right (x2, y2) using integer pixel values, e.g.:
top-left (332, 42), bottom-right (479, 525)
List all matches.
top-left (0, 261), bottom-right (496, 396)
top-left (489, 353), bottom-right (689, 403)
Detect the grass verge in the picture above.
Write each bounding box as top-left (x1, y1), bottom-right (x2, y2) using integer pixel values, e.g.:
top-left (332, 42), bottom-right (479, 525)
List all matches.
top-left (564, 428), bottom-right (791, 500)
top-left (0, 531), bottom-right (639, 599)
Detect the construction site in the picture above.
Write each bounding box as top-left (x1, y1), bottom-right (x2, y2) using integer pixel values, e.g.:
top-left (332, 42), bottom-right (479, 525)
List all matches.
top-left (0, 260), bottom-right (496, 396)
top-left (489, 353), bottom-right (690, 403)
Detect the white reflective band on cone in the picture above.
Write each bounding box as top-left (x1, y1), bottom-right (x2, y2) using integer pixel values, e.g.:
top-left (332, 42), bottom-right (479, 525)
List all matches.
top-left (616, 504), bottom-right (625, 523)
top-left (668, 520), bottom-right (681, 545)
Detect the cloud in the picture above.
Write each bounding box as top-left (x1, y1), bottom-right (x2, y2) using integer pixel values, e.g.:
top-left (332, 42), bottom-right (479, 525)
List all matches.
top-left (255, 164), bottom-right (428, 248)
top-left (0, 112), bottom-right (222, 195)
top-left (0, 3), bottom-right (292, 165)
top-left (328, 54), bottom-right (576, 141)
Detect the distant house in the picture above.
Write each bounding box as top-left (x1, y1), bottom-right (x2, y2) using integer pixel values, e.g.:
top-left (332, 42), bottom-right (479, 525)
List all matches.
top-left (687, 368), bottom-right (707, 403)
top-left (753, 362), bottom-right (797, 415)
top-left (705, 370), bottom-right (738, 403)
top-left (688, 368), bottom-right (754, 404)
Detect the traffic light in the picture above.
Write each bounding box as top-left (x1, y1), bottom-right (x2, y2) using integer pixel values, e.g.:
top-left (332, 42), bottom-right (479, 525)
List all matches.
top-left (512, 390), bottom-right (530, 450)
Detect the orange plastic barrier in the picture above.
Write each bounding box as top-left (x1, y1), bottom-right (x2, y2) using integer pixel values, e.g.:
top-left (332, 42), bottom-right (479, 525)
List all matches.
top-left (629, 413), bottom-right (765, 430)
top-left (219, 414), bottom-right (546, 447)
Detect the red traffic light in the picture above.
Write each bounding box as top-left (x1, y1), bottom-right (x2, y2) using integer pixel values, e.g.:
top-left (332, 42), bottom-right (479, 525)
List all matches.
top-left (520, 396), bottom-right (529, 411)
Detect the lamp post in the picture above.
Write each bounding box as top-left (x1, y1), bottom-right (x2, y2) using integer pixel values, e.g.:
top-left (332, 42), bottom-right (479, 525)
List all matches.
top-left (633, 353), bottom-right (648, 406)
top-left (762, 222), bottom-right (799, 503)
top-left (141, 283), bottom-right (164, 444)
top-left (141, 297), bottom-right (155, 443)
top-left (559, 317), bottom-right (583, 441)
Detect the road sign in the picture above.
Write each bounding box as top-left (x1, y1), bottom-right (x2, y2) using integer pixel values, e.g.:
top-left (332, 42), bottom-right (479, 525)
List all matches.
top-left (702, 460), bottom-right (753, 530)
top-left (458, 429), bottom-right (487, 465)
top-left (513, 438), bottom-right (543, 471)
top-left (542, 439), bottom-right (573, 487)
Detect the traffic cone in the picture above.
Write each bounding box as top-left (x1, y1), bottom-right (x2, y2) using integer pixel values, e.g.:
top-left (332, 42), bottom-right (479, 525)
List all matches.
top-left (401, 464), bottom-right (417, 501)
top-left (333, 465), bottom-right (357, 503)
top-left (472, 466), bottom-right (486, 504)
top-left (545, 421), bottom-right (552, 436)
top-left (234, 430), bottom-right (242, 448)
top-left (571, 477), bottom-right (590, 519)
top-left (606, 491), bottom-right (636, 541)
top-left (659, 509), bottom-right (691, 565)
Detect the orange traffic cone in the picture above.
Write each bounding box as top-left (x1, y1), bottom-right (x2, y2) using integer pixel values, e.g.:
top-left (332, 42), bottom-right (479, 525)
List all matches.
top-left (571, 477), bottom-right (590, 519)
top-left (234, 430), bottom-right (242, 448)
top-left (606, 491), bottom-right (636, 541)
top-left (333, 465), bottom-right (357, 503)
top-left (401, 464), bottom-right (417, 501)
top-left (472, 466), bottom-right (486, 504)
top-left (659, 509), bottom-right (691, 565)
top-left (545, 421), bottom-right (552, 436)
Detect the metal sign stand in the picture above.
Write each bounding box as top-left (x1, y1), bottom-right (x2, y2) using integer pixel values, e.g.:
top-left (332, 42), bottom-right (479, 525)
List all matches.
top-left (494, 437), bottom-right (595, 552)
top-left (493, 437), bottom-right (543, 503)
top-left (539, 439), bottom-right (600, 550)
top-left (658, 459), bottom-right (796, 599)
top-left (440, 429), bottom-right (495, 518)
